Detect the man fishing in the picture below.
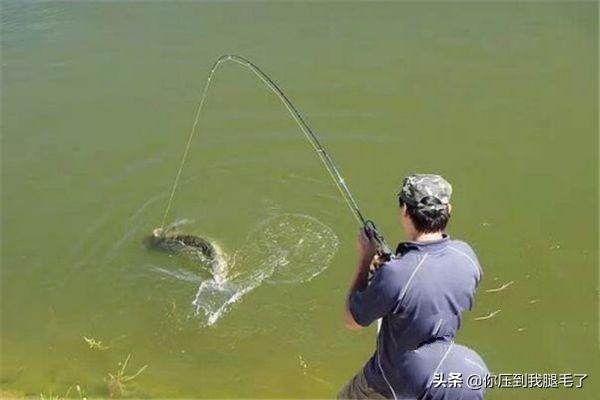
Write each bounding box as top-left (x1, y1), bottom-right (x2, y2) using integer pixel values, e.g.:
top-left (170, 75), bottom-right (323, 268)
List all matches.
top-left (340, 174), bottom-right (489, 400)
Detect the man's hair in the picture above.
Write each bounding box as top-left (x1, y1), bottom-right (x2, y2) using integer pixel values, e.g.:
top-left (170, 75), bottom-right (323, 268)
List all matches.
top-left (399, 197), bottom-right (451, 233)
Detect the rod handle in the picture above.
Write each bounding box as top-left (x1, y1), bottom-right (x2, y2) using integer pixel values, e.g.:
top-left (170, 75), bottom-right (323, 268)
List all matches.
top-left (363, 220), bottom-right (393, 262)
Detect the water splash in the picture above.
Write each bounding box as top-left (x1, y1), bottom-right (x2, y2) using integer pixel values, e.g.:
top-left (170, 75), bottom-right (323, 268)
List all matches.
top-left (188, 213), bottom-right (339, 326)
top-left (192, 279), bottom-right (256, 326)
top-left (251, 213), bottom-right (339, 284)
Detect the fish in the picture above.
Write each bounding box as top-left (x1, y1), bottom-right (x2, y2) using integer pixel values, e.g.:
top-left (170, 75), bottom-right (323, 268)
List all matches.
top-left (145, 226), bottom-right (217, 267)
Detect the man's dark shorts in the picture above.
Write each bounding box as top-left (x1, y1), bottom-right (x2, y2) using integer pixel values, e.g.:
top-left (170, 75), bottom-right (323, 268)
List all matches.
top-left (338, 341), bottom-right (488, 400)
top-left (338, 368), bottom-right (386, 399)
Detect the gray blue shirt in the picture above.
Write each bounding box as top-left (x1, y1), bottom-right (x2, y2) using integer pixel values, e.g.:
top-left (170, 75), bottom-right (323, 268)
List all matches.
top-left (349, 235), bottom-right (485, 399)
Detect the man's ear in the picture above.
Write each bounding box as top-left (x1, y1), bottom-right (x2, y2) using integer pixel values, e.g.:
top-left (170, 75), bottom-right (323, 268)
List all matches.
top-left (402, 204), bottom-right (409, 217)
top-left (448, 203), bottom-right (453, 213)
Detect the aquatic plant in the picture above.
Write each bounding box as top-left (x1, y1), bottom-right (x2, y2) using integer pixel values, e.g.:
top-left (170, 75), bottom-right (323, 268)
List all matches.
top-left (39, 384), bottom-right (86, 400)
top-left (39, 393), bottom-right (60, 400)
top-left (105, 354), bottom-right (147, 398)
top-left (83, 336), bottom-right (109, 350)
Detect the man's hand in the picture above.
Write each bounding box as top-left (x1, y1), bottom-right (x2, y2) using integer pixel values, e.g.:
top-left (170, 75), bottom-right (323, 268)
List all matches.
top-left (356, 228), bottom-right (377, 261)
top-left (343, 229), bottom-right (376, 330)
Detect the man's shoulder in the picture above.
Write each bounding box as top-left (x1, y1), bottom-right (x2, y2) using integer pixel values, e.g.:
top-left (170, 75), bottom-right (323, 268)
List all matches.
top-left (446, 238), bottom-right (483, 280)
top-left (448, 239), bottom-right (475, 254)
top-left (447, 238), bottom-right (478, 257)
top-left (389, 250), bottom-right (422, 265)
top-left (377, 252), bottom-right (422, 277)
top-left (368, 254), bottom-right (422, 296)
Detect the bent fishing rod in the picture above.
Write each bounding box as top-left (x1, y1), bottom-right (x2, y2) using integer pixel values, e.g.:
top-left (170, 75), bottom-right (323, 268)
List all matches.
top-left (161, 54), bottom-right (393, 260)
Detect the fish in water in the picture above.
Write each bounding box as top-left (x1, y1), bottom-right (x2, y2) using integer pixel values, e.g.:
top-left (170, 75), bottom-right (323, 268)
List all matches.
top-left (145, 226), bottom-right (218, 267)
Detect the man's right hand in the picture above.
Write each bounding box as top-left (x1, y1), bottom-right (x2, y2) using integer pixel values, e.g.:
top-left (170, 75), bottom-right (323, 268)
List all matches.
top-left (356, 228), bottom-right (377, 261)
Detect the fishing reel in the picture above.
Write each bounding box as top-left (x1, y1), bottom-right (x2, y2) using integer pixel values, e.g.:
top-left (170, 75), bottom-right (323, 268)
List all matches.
top-left (363, 220), bottom-right (393, 263)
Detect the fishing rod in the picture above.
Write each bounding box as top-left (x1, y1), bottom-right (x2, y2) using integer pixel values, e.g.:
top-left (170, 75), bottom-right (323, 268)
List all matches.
top-left (161, 54), bottom-right (393, 261)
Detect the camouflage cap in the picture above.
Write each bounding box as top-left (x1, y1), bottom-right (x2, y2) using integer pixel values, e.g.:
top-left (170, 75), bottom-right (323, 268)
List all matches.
top-left (398, 174), bottom-right (452, 211)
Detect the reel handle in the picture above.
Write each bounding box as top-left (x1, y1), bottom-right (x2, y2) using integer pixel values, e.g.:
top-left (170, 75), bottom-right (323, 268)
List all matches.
top-left (363, 220), bottom-right (393, 262)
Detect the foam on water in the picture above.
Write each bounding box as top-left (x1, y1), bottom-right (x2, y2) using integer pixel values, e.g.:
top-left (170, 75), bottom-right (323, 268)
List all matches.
top-left (189, 213), bottom-right (339, 325)
top-left (251, 214), bottom-right (339, 284)
top-left (192, 272), bottom-right (266, 326)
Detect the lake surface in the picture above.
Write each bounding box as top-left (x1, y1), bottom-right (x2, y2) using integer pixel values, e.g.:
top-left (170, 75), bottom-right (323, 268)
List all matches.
top-left (1, 1), bottom-right (598, 398)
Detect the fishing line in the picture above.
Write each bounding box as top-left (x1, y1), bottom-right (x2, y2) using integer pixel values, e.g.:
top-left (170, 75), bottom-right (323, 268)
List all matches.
top-left (159, 54), bottom-right (392, 258)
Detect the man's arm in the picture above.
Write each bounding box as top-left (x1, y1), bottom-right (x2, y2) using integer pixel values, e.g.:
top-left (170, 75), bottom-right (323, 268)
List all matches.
top-left (344, 230), bottom-right (377, 330)
top-left (344, 254), bottom-right (372, 330)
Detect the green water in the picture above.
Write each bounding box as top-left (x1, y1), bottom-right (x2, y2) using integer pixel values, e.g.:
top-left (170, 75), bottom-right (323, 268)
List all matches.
top-left (1, 1), bottom-right (598, 398)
